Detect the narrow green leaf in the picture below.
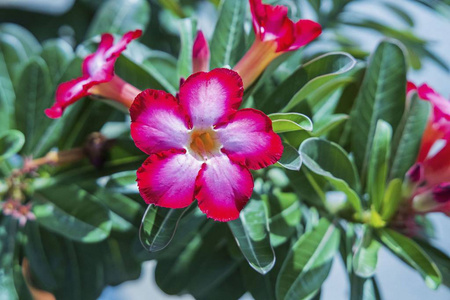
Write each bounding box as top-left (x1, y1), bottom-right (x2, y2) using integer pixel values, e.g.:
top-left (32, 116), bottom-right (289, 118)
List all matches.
top-left (210, 0), bottom-right (246, 68)
top-left (0, 217), bottom-right (19, 300)
top-left (86, 0), bottom-right (150, 38)
top-left (417, 240), bottom-right (450, 288)
top-left (103, 170), bottom-right (139, 194)
top-left (350, 274), bottom-right (382, 300)
top-left (277, 142), bottom-right (302, 171)
top-left (258, 52), bottom-right (356, 114)
top-left (300, 138), bottom-right (362, 212)
top-left (353, 226), bottom-right (380, 278)
top-left (0, 130), bottom-right (24, 161)
top-left (228, 199), bottom-right (275, 275)
top-left (13, 57), bottom-right (54, 155)
top-left (139, 205), bottom-right (191, 252)
top-left (177, 18), bottom-right (197, 79)
top-left (380, 178), bottom-right (403, 221)
top-left (269, 113), bottom-right (313, 133)
top-left (0, 23), bottom-right (41, 57)
top-left (41, 39), bottom-right (74, 85)
top-left (276, 218), bottom-right (340, 300)
top-left (377, 228), bottom-right (441, 289)
top-left (351, 40), bottom-right (406, 179)
top-left (33, 185), bottom-right (112, 243)
top-left (390, 93), bottom-right (430, 180)
top-left (367, 120), bottom-right (392, 212)
top-left (312, 114), bottom-right (348, 136)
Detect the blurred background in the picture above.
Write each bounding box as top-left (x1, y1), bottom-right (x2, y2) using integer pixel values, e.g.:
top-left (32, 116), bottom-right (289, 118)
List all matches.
top-left (0, 0), bottom-right (448, 299)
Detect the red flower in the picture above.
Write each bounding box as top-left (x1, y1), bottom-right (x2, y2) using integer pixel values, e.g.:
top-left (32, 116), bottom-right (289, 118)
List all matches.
top-left (192, 31), bottom-right (210, 73)
top-left (45, 30), bottom-right (142, 119)
top-left (407, 83), bottom-right (450, 187)
top-left (234, 0), bottom-right (322, 87)
top-left (130, 69), bottom-right (283, 221)
top-left (412, 183), bottom-right (450, 215)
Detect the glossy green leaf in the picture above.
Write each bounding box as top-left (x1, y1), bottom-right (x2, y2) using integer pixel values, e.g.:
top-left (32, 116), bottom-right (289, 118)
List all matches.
top-left (33, 185), bottom-right (112, 243)
top-left (103, 170), bottom-right (139, 194)
top-left (41, 39), bottom-right (74, 85)
top-left (177, 18), bottom-right (197, 79)
top-left (277, 142), bottom-right (302, 171)
top-left (300, 138), bottom-right (362, 212)
top-left (228, 199), bottom-right (275, 274)
top-left (0, 130), bottom-right (24, 161)
top-left (353, 226), bottom-right (380, 278)
top-left (0, 217), bottom-right (18, 300)
top-left (276, 218), bottom-right (340, 300)
top-left (257, 52), bottom-right (356, 114)
top-left (312, 114), bottom-right (348, 136)
top-left (351, 40), bottom-right (406, 179)
top-left (367, 120), bottom-right (392, 212)
top-left (350, 274), bottom-right (381, 300)
top-left (86, 0), bottom-right (150, 38)
top-left (390, 93), bottom-right (430, 180)
top-left (139, 205), bottom-right (191, 252)
top-left (0, 23), bottom-right (41, 57)
top-left (417, 240), bottom-right (450, 287)
top-left (380, 178), bottom-right (402, 221)
top-left (377, 228), bottom-right (441, 289)
top-left (210, 0), bottom-right (246, 68)
top-left (13, 57), bottom-right (57, 156)
top-left (269, 113), bottom-right (313, 133)
top-left (266, 191), bottom-right (301, 247)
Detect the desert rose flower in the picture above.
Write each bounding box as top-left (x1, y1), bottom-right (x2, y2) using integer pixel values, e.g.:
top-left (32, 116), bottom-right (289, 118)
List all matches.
top-left (407, 83), bottom-right (450, 187)
top-left (233, 0), bottom-right (322, 88)
top-left (130, 68), bottom-right (283, 221)
top-left (45, 30), bottom-right (143, 119)
top-left (192, 31), bottom-right (210, 73)
top-left (412, 183), bottom-right (450, 215)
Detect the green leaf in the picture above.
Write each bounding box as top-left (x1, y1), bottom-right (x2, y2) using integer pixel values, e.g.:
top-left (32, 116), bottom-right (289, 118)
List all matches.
top-left (0, 130), bottom-right (24, 161)
top-left (312, 114), bottom-right (348, 137)
top-left (0, 217), bottom-right (19, 300)
top-left (350, 274), bottom-right (381, 300)
top-left (139, 205), bottom-right (191, 252)
top-left (177, 18), bottom-right (197, 79)
top-left (350, 40), bottom-right (406, 179)
top-left (300, 138), bottom-right (362, 212)
top-left (353, 226), bottom-right (380, 278)
top-left (41, 39), bottom-right (74, 86)
top-left (277, 142), bottom-right (302, 171)
top-left (276, 218), bottom-right (340, 300)
top-left (210, 0), bottom-right (246, 68)
top-left (265, 191), bottom-right (301, 247)
top-left (103, 170), bottom-right (139, 194)
top-left (417, 240), bottom-right (450, 288)
top-left (228, 198), bottom-right (275, 275)
top-left (390, 93), bottom-right (430, 180)
top-left (13, 57), bottom-right (54, 155)
top-left (380, 178), bottom-right (402, 221)
top-left (269, 113), bottom-right (313, 133)
top-left (257, 52), bottom-right (356, 114)
top-left (0, 23), bottom-right (41, 57)
top-left (377, 228), bottom-right (441, 289)
top-left (86, 0), bottom-right (150, 38)
top-left (33, 185), bottom-right (112, 243)
top-left (367, 120), bottom-right (392, 212)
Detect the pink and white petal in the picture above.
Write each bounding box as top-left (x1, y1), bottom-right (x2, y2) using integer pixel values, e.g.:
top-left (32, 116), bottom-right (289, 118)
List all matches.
top-left (106, 29), bottom-right (142, 59)
top-left (137, 150), bottom-right (203, 209)
top-left (130, 89), bottom-right (190, 154)
top-left (178, 68), bottom-right (243, 128)
top-left (216, 108), bottom-right (283, 170)
top-left (195, 154), bottom-right (254, 221)
top-left (288, 19), bottom-right (322, 51)
top-left (45, 76), bottom-right (93, 119)
top-left (418, 84), bottom-right (450, 122)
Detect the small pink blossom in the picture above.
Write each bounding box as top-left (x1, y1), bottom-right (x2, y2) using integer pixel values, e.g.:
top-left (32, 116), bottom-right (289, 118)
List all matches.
top-left (192, 31), bottom-right (210, 73)
top-left (45, 30), bottom-right (142, 119)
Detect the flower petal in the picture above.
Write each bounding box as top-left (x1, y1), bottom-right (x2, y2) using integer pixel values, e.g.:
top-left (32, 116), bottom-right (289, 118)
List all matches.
top-left (137, 150), bottom-right (202, 209)
top-left (418, 84), bottom-right (450, 123)
top-left (178, 68), bottom-right (243, 128)
top-left (288, 19), bottom-right (322, 51)
top-left (195, 154), bottom-right (253, 221)
top-left (45, 76), bottom-right (92, 119)
top-left (216, 108), bottom-right (283, 170)
top-left (130, 89), bottom-right (190, 155)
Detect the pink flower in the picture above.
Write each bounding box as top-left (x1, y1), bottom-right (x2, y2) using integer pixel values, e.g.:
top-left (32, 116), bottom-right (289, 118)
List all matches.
top-left (2, 201), bottom-right (35, 227)
top-left (234, 0), bottom-right (321, 87)
top-left (130, 68), bottom-right (283, 221)
top-left (45, 30), bottom-right (143, 119)
top-left (192, 31), bottom-right (210, 73)
top-left (412, 183), bottom-right (450, 215)
top-left (407, 83), bottom-right (450, 187)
